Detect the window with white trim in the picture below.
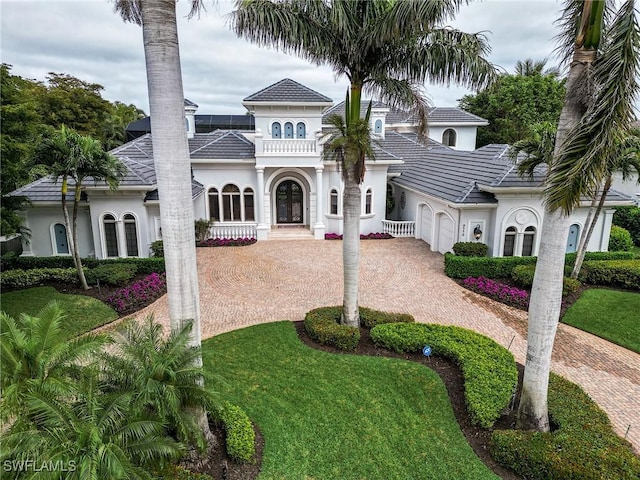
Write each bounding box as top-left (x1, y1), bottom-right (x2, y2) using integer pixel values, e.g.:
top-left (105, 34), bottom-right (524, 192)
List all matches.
top-left (244, 188), bottom-right (255, 222)
top-left (208, 187), bottom-right (220, 221)
top-left (442, 128), bottom-right (457, 147)
top-left (329, 188), bottom-right (339, 215)
top-left (296, 122), bottom-right (306, 138)
top-left (522, 226), bottom-right (536, 256)
top-left (364, 188), bottom-right (373, 214)
top-left (272, 122), bottom-right (281, 138)
top-left (103, 214), bottom-right (119, 257)
top-left (123, 214), bottom-right (138, 257)
top-left (209, 185), bottom-right (255, 222)
top-left (284, 122), bottom-right (294, 138)
top-left (503, 226), bottom-right (517, 257)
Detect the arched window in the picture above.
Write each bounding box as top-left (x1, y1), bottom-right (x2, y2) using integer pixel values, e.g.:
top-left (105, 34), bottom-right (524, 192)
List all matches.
top-left (222, 184), bottom-right (241, 221)
top-left (53, 223), bottom-right (69, 254)
top-left (374, 119), bottom-right (383, 134)
top-left (365, 188), bottom-right (373, 214)
top-left (442, 128), bottom-right (457, 147)
top-left (103, 214), bottom-right (119, 257)
top-left (522, 226), bottom-right (536, 256)
top-left (284, 122), bottom-right (294, 138)
top-left (503, 226), bottom-right (517, 257)
top-left (208, 187), bottom-right (220, 221)
top-left (243, 188), bottom-right (255, 222)
top-left (296, 122), bottom-right (306, 139)
top-left (123, 214), bottom-right (138, 257)
top-left (272, 122), bottom-right (281, 139)
top-left (185, 117), bottom-right (189, 132)
top-left (329, 188), bottom-right (339, 215)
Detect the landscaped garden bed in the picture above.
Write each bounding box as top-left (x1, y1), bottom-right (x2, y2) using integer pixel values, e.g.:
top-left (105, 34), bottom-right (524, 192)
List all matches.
top-left (324, 232), bottom-right (393, 240)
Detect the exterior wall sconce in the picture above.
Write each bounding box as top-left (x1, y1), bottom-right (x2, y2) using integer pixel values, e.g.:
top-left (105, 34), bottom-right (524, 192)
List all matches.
top-left (473, 224), bottom-right (483, 240)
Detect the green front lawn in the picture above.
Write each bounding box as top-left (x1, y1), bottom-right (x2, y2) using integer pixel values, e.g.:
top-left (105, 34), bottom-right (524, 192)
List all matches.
top-left (0, 286), bottom-right (118, 335)
top-left (562, 288), bottom-right (640, 353)
top-left (203, 321), bottom-right (498, 480)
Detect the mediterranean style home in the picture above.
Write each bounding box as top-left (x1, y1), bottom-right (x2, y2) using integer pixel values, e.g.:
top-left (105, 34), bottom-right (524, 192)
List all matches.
top-left (9, 78), bottom-right (638, 259)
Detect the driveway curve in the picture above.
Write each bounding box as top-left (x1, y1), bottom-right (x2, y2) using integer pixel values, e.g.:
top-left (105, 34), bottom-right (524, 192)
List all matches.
top-left (135, 238), bottom-right (640, 452)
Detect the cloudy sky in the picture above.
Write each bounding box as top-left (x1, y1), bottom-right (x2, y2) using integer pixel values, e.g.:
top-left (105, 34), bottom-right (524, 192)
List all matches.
top-left (2, 1), bottom-right (567, 115)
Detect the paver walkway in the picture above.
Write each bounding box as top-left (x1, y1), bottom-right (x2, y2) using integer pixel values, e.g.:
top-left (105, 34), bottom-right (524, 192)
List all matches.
top-left (135, 238), bottom-right (640, 452)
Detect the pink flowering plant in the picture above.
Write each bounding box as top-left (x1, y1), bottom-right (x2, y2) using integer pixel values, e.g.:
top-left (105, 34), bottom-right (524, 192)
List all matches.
top-left (197, 237), bottom-right (257, 247)
top-left (462, 276), bottom-right (529, 309)
top-left (106, 272), bottom-right (167, 314)
top-left (325, 232), bottom-right (393, 240)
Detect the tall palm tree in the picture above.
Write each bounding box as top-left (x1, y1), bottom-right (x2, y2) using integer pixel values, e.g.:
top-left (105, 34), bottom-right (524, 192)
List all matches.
top-left (514, 58), bottom-right (560, 77)
top-left (517, 0), bottom-right (640, 431)
top-left (232, 0), bottom-right (495, 326)
top-left (112, 0), bottom-right (212, 446)
top-left (38, 126), bottom-right (125, 290)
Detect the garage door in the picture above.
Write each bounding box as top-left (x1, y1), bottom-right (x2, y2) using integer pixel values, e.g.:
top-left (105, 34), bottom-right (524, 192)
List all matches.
top-left (438, 215), bottom-right (454, 254)
top-left (420, 206), bottom-right (433, 245)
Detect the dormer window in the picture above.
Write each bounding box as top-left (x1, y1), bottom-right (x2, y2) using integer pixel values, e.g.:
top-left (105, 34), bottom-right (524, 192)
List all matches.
top-left (272, 122), bottom-right (282, 138)
top-left (442, 128), bottom-right (457, 147)
top-left (374, 119), bottom-right (383, 134)
top-left (296, 122), bottom-right (306, 138)
top-left (284, 122), bottom-right (294, 138)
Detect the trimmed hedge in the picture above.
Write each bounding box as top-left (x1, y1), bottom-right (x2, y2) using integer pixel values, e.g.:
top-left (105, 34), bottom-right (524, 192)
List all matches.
top-left (452, 242), bottom-right (488, 257)
top-left (445, 251), bottom-right (635, 280)
top-left (359, 306), bottom-right (414, 328)
top-left (370, 322), bottom-right (517, 428)
top-left (579, 259), bottom-right (640, 290)
top-left (304, 306), bottom-right (360, 351)
top-left (608, 225), bottom-right (634, 252)
top-left (0, 256), bottom-right (165, 274)
top-left (84, 263), bottom-right (136, 287)
top-left (0, 268), bottom-right (78, 289)
top-left (211, 402), bottom-right (256, 463)
top-left (491, 374), bottom-right (640, 480)
top-left (511, 265), bottom-right (582, 296)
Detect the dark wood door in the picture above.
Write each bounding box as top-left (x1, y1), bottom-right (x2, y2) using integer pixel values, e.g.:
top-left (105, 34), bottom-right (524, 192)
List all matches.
top-left (276, 180), bottom-right (303, 223)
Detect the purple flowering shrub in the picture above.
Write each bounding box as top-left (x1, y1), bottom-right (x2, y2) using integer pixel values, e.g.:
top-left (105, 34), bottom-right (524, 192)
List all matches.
top-left (106, 272), bottom-right (167, 314)
top-left (462, 276), bottom-right (529, 309)
top-left (197, 237), bottom-right (257, 247)
top-left (325, 232), bottom-right (393, 240)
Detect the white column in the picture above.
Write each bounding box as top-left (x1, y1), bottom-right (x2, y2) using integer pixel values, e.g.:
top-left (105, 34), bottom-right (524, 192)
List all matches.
top-left (256, 167), bottom-right (269, 240)
top-left (314, 166), bottom-right (325, 239)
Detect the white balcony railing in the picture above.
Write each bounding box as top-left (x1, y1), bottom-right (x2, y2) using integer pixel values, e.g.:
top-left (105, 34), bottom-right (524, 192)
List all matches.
top-left (382, 220), bottom-right (415, 238)
top-left (263, 139), bottom-right (317, 154)
top-left (208, 223), bottom-right (257, 239)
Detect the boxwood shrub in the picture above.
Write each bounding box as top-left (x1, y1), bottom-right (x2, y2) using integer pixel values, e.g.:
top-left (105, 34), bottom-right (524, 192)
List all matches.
top-left (511, 265), bottom-right (582, 296)
top-left (358, 306), bottom-right (414, 328)
top-left (579, 259), bottom-right (640, 290)
top-left (304, 306), bottom-right (360, 350)
top-left (452, 242), bottom-right (488, 257)
top-left (370, 322), bottom-right (517, 428)
top-left (210, 402), bottom-right (256, 463)
top-left (0, 256), bottom-right (165, 274)
top-left (0, 268), bottom-right (78, 289)
top-left (491, 374), bottom-right (640, 480)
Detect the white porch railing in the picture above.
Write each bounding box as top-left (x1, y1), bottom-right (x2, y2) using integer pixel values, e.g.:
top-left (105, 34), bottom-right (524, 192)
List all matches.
top-left (382, 220), bottom-right (415, 238)
top-left (263, 139), bottom-right (316, 154)
top-left (209, 223), bottom-right (257, 239)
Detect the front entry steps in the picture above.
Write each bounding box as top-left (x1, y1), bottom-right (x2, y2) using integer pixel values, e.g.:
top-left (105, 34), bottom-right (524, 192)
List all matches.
top-left (268, 225), bottom-right (315, 240)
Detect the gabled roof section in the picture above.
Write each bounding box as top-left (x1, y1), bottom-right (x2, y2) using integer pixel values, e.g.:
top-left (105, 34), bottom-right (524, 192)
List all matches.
top-left (243, 78), bottom-right (333, 104)
top-left (189, 130), bottom-right (255, 159)
top-left (184, 98), bottom-right (199, 108)
top-left (323, 101), bottom-right (414, 124)
top-left (427, 107), bottom-right (488, 125)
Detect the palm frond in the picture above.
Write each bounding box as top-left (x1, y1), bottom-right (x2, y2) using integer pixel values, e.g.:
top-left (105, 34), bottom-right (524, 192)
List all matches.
top-left (546, 0), bottom-right (640, 212)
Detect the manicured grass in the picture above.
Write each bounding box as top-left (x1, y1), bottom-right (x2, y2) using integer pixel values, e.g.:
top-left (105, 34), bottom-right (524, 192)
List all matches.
top-left (562, 288), bottom-right (640, 353)
top-left (0, 286), bottom-right (118, 335)
top-left (202, 322), bottom-right (498, 480)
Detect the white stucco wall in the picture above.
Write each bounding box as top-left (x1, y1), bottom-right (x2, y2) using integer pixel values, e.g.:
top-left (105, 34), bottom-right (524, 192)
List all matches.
top-left (21, 205), bottom-right (93, 258)
top-left (427, 125), bottom-right (479, 151)
top-left (251, 105), bottom-right (326, 141)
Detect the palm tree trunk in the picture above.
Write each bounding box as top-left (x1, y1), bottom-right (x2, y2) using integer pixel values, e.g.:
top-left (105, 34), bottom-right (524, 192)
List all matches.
top-left (60, 176), bottom-right (78, 273)
top-left (140, 0), bottom-right (211, 444)
top-left (342, 166), bottom-right (361, 327)
top-left (141, 0), bottom-right (201, 338)
top-left (571, 176), bottom-right (612, 278)
top-left (571, 192), bottom-right (598, 278)
top-left (517, 46), bottom-right (596, 431)
top-left (72, 184), bottom-right (90, 290)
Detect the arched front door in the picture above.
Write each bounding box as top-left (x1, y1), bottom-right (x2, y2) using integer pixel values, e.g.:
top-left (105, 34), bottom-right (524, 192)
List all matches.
top-left (276, 180), bottom-right (303, 224)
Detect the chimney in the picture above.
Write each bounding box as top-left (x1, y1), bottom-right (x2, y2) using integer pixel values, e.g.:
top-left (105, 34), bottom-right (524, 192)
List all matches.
top-left (370, 104), bottom-right (389, 139)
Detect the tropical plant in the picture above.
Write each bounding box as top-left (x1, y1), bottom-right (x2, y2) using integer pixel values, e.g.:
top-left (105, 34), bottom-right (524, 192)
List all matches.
top-left (232, 0), bottom-right (495, 326)
top-left (102, 317), bottom-right (218, 450)
top-left (37, 126), bottom-right (125, 289)
top-left (517, 0), bottom-right (640, 431)
top-left (514, 58), bottom-right (561, 77)
top-left (0, 302), bottom-right (109, 423)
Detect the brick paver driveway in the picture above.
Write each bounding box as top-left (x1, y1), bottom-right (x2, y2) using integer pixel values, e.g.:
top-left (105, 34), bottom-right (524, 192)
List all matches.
top-left (136, 238), bottom-right (640, 452)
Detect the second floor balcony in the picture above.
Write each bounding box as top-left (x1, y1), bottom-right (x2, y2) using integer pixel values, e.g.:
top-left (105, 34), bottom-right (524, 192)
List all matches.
top-left (261, 138), bottom-right (317, 155)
